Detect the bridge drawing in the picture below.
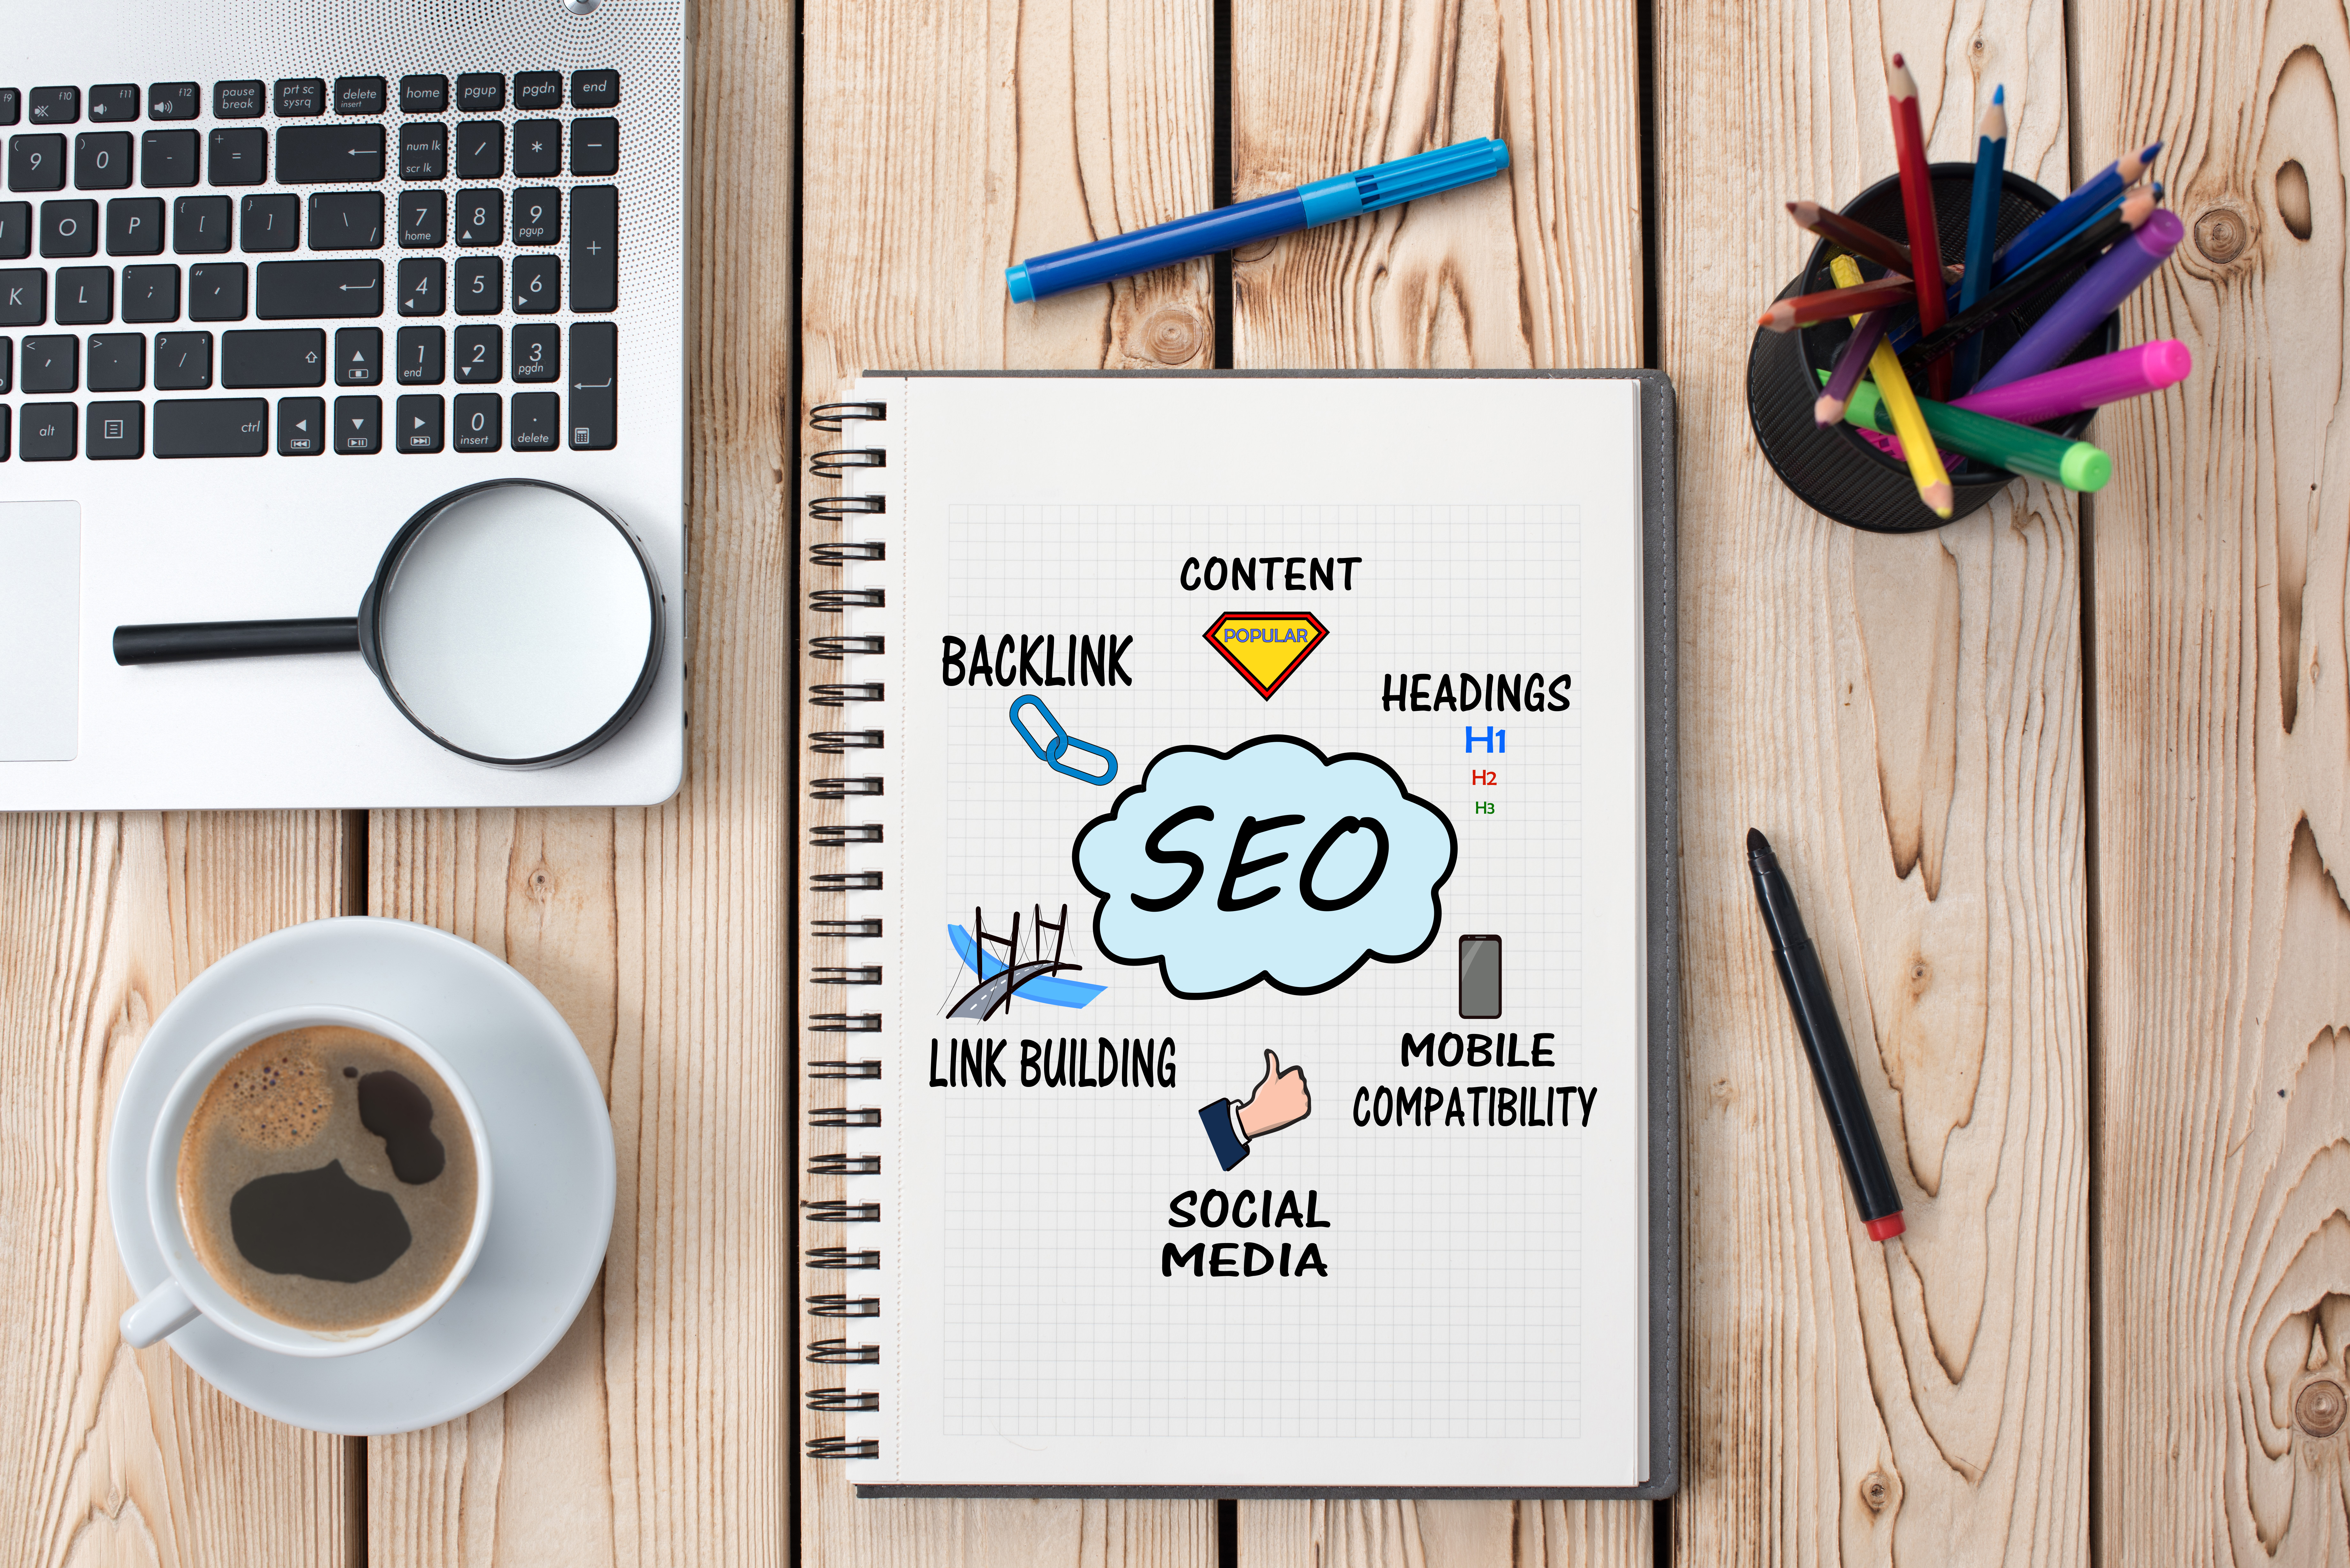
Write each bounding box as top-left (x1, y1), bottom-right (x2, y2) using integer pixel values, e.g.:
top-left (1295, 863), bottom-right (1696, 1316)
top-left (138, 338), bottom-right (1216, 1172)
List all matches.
top-left (946, 903), bottom-right (1104, 1018)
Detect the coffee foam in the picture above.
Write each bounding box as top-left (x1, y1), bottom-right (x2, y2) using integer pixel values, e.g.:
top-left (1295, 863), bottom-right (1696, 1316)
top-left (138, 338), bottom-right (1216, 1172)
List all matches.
top-left (209, 1036), bottom-right (335, 1149)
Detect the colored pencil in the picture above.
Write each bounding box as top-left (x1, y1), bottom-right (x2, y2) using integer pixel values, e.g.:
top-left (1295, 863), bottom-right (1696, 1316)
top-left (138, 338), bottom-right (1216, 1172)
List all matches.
top-left (1952, 340), bottom-right (2193, 426)
top-left (1952, 87), bottom-right (2008, 393)
top-left (1832, 253), bottom-right (1952, 516)
top-left (1819, 372), bottom-right (2113, 491)
top-left (1972, 208), bottom-right (2185, 392)
top-left (1760, 275), bottom-right (1919, 332)
top-left (1892, 181), bottom-right (2165, 353)
top-left (1900, 187), bottom-right (2156, 368)
top-left (1998, 140), bottom-right (2162, 276)
top-left (1816, 301), bottom-right (1894, 424)
top-left (1786, 202), bottom-right (1964, 283)
top-left (1887, 54), bottom-right (1950, 396)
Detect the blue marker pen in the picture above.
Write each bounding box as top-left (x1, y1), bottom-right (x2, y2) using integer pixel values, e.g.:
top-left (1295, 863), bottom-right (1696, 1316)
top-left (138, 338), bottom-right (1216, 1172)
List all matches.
top-left (1007, 139), bottom-right (1511, 302)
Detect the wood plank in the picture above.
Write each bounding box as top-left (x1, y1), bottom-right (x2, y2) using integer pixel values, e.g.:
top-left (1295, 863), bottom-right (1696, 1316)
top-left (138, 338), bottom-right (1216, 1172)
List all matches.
top-left (797, 0), bottom-right (1215, 1560)
top-left (1655, 5), bottom-right (2090, 1564)
top-left (364, 0), bottom-right (797, 1559)
top-left (2073, 0), bottom-right (2350, 1558)
top-left (0, 811), bottom-right (357, 1567)
top-left (1229, 0), bottom-right (1645, 1560)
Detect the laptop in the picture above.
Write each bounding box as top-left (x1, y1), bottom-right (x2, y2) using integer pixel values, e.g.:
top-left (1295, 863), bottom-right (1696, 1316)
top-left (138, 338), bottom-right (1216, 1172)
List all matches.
top-left (0, 0), bottom-right (688, 809)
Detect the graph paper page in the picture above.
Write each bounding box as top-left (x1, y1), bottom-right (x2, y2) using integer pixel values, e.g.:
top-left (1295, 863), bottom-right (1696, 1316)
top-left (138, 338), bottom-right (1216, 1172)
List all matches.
top-left (842, 375), bottom-right (1650, 1490)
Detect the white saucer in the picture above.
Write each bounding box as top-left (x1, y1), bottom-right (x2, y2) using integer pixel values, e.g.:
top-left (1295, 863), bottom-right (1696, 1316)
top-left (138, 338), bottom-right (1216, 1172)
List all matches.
top-left (107, 916), bottom-right (616, 1436)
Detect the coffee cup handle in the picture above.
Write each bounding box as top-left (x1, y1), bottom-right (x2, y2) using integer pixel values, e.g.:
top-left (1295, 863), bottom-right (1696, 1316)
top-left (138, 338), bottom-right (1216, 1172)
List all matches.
top-left (120, 1279), bottom-right (200, 1349)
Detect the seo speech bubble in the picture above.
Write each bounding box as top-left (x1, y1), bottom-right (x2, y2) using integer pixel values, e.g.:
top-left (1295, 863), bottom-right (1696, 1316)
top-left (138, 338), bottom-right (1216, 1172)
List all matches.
top-left (1072, 735), bottom-right (1456, 999)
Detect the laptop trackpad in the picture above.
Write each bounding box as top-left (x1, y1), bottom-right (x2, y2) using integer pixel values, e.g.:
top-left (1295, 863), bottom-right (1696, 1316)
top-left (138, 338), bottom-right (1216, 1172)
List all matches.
top-left (0, 502), bottom-right (79, 761)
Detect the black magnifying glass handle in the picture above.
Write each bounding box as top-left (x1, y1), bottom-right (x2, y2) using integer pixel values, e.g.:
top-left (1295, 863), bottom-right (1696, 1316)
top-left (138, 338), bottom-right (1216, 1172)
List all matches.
top-left (113, 618), bottom-right (362, 666)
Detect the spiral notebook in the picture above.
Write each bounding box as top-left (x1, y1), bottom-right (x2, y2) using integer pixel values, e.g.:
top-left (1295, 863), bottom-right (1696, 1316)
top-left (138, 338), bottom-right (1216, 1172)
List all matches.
top-left (802, 371), bottom-right (1678, 1497)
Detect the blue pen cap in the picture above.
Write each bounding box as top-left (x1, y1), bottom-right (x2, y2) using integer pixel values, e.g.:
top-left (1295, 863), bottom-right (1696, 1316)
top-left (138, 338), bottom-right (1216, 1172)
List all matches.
top-left (1298, 138), bottom-right (1511, 226)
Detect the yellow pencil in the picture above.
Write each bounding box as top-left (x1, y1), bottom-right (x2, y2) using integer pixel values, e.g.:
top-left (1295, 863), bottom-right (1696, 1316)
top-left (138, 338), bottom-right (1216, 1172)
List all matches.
top-left (1829, 254), bottom-right (1952, 517)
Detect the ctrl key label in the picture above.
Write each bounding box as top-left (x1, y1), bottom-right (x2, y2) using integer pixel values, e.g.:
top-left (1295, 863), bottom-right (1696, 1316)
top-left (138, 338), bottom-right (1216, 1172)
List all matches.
top-left (20, 402), bottom-right (75, 461)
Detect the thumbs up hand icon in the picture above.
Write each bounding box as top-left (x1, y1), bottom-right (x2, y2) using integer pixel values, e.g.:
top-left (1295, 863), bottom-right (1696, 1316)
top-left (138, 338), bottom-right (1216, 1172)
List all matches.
top-left (1199, 1050), bottom-right (1311, 1171)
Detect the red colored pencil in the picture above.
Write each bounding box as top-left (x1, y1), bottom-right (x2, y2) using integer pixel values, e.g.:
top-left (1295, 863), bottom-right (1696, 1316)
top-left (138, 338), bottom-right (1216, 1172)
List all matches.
top-left (1757, 275), bottom-right (1919, 332)
top-left (1887, 53), bottom-right (1949, 396)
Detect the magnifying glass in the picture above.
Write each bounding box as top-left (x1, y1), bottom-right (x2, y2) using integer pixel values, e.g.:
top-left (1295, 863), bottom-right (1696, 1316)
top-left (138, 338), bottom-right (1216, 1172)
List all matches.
top-left (113, 479), bottom-right (664, 769)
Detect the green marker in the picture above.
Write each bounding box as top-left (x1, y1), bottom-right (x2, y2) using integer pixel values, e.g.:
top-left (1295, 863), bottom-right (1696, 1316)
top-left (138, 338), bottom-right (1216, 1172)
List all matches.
top-left (1818, 369), bottom-right (2111, 492)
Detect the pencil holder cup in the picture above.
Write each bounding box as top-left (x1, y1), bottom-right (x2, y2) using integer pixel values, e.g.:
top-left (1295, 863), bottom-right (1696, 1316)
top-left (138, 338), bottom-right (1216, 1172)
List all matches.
top-left (1747, 165), bottom-right (2121, 533)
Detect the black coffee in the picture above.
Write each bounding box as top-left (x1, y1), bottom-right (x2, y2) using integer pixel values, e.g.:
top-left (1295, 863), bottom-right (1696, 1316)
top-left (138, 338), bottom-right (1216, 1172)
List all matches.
top-left (177, 1026), bottom-right (480, 1333)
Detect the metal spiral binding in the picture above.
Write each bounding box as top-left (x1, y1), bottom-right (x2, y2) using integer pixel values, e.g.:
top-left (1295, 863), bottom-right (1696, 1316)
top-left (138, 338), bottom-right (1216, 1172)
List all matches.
top-left (808, 1013), bottom-right (881, 1034)
top-left (809, 682), bottom-right (885, 707)
top-left (809, 778), bottom-right (883, 800)
top-left (814, 966), bottom-right (882, 986)
top-left (811, 871), bottom-right (883, 892)
top-left (810, 448), bottom-right (886, 477)
top-left (810, 731), bottom-right (884, 754)
top-left (808, 1060), bottom-right (882, 1080)
top-left (808, 401), bottom-right (886, 432)
top-left (810, 495), bottom-right (885, 521)
top-left (811, 539), bottom-right (885, 563)
top-left (810, 919), bottom-right (882, 939)
top-left (806, 1389), bottom-right (881, 1412)
top-left (809, 1106), bottom-right (882, 1127)
top-left (807, 1436), bottom-right (880, 1459)
top-left (808, 1295), bottom-right (881, 1318)
top-left (807, 1248), bottom-right (882, 1270)
top-left (803, 1198), bottom-right (882, 1221)
top-left (811, 823), bottom-right (883, 846)
top-left (809, 636), bottom-right (885, 660)
top-left (811, 587), bottom-right (884, 613)
top-left (808, 1337), bottom-right (881, 1364)
top-left (809, 1154), bottom-right (882, 1176)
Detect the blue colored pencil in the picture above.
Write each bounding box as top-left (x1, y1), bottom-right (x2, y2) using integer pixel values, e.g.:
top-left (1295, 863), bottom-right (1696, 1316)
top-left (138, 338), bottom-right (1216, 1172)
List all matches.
top-left (1889, 178), bottom-right (2166, 354)
top-left (1998, 139), bottom-right (2161, 275)
top-left (1952, 87), bottom-right (2008, 393)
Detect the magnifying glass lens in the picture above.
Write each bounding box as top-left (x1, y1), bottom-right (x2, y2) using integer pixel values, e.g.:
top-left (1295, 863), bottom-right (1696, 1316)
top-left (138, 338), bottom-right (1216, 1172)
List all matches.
top-left (375, 485), bottom-right (656, 762)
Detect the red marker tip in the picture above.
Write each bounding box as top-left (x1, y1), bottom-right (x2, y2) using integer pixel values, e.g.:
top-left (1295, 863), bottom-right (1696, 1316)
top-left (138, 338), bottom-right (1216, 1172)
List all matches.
top-left (1866, 1213), bottom-right (1906, 1241)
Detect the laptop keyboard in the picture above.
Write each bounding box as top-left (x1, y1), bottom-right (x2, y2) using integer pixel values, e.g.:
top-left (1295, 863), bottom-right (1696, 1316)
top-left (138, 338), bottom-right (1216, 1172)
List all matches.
top-left (0, 71), bottom-right (620, 462)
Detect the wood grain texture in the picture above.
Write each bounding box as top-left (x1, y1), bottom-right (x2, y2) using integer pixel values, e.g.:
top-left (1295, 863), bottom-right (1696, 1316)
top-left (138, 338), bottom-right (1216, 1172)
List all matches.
top-left (1230, 0), bottom-right (1646, 1561)
top-left (365, 0), bottom-right (796, 1560)
top-left (2074, 0), bottom-right (2350, 1557)
top-left (1656, 4), bottom-right (2089, 1564)
top-left (797, 0), bottom-right (1214, 1560)
top-left (0, 811), bottom-right (357, 1568)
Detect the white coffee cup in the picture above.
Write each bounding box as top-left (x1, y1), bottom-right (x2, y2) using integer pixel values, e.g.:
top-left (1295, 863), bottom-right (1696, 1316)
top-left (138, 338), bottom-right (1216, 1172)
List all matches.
top-left (119, 1004), bottom-right (495, 1358)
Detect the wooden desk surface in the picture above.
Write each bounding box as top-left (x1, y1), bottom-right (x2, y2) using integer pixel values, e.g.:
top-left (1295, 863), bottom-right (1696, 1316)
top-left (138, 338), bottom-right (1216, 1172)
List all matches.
top-left (0, 0), bottom-right (2333, 1561)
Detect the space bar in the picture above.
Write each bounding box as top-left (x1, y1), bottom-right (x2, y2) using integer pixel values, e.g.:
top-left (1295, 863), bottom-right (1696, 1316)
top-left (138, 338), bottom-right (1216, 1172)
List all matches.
top-left (256, 260), bottom-right (383, 319)
top-left (155, 400), bottom-right (269, 457)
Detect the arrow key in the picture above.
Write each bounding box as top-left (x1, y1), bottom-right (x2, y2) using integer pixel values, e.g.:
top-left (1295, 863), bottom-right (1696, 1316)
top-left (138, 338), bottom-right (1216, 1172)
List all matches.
top-left (396, 392), bottom-right (442, 453)
top-left (333, 393), bottom-right (380, 454)
top-left (277, 396), bottom-right (324, 456)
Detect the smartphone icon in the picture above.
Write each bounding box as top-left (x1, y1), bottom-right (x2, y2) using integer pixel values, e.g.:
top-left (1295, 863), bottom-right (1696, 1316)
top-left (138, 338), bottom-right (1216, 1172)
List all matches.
top-left (1459, 935), bottom-right (1502, 1018)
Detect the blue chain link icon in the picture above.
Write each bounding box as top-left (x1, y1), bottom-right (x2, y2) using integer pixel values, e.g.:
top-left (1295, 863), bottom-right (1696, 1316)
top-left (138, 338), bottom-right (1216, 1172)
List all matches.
top-left (1009, 695), bottom-right (1118, 785)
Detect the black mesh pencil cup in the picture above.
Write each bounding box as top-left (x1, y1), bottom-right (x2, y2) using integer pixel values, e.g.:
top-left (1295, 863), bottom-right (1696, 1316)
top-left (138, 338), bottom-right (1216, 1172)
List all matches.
top-left (1747, 166), bottom-right (2121, 533)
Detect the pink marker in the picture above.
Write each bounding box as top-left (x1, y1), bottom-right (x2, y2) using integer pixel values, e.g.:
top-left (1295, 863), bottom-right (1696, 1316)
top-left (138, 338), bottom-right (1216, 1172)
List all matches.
top-left (1953, 340), bottom-right (2194, 426)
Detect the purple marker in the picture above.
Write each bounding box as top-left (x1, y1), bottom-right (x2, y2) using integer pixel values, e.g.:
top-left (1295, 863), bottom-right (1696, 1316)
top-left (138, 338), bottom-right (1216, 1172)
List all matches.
top-left (1973, 210), bottom-right (2186, 393)
top-left (1954, 340), bottom-right (2194, 426)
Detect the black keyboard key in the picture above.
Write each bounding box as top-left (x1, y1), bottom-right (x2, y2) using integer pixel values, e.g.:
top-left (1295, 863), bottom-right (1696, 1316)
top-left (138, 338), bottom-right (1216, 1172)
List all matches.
top-left (107, 197), bottom-right (164, 255)
top-left (224, 328), bottom-right (326, 388)
top-left (87, 333), bottom-right (143, 391)
top-left (335, 325), bottom-right (380, 384)
top-left (154, 330), bottom-right (212, 388)
top-left (240, 193), bottom-right (299, 252)
top-left (190, 262), bottom-right (246, 320)
top-left (398, 188), bottom-right (445, 248)
top-left (511, 322), bottom-right (558, 382)
top-left (276, 79), bottom-right (326, 118)
top-left (20, 403), bottom-right (75, 460)
top-left (396, 324), bottom-right (443, 384)
top-left (454, 255), bottom-right (501, 315)
top-left (277, 125), bottom-right (384, 185)
top-left (454, 323), bottom-right (500, 382)
top-left (514, 72), bottom-right (564, 111)
top-left (453, 120), bottom-right (503, 180)
top-left (570, 118), bottom-right (618, 177)
top-left (397, 393), bottom-right (443, 452)
top-left (570, 70), bottom-right (619, 108)
top-left (141, 129), bottom-right (198, 189)
top-left (336, 77), bottom-right (388, 116)
top-left (0, 92), bottom-right (18, 128)
top-left (10, 135), bottom-right (66, 192)
top-left (0, 202), bottom-right (28, 259)
top-left (512, 390), bottom-right (560, 450)
top-left (89, 86), bottom-right (141, 124)
top-left (512, 254), bottom-right (559, 314)
top-left (454, 187), bottom-right (502, 246)
top-left (400, 76), bottom-right (448, 114)
top-left (278, 396), bottom-right (325, 454)
top-left (214, 81), bottom-right (265, 119)
top-left (173, 195), bottom-right (231, 253)
top-left (76, 132), bottom-right (133, 190)
top-left (335, 394), bottom-right (381, 452)
top-left (571, 185), bottom-right (616, 312)
top-left (0, 336), bottom-right (11, 392)
top-left (149, 83), bottom-right (199, 122)
top-left (453, 392), bottom-right (501, 452)
top-left (124, 266), bottom-right (177, 322)
top-left (569, 321), bottom-right (615, 449)
top-left (309, 192), bottom-right (383, 250)
top-left (512, 187), bottom-right (559, 245)
top-left (399, 121), bottom-right (446, 181)
top-left (155, 398), bottom-right (267, 456)
top-left (22, 335), bottom-right (76, 392)
top-left (0, 406), bottom-right (9, 460)
top-left (0, 268), bottom-right (46, 324)
top-left (29, 89), bottom-right (80, 127)
top-left (55, 266), bottom-right (111, 323)
top-left (42, 200), bottom-right (97, 258)
top-left (88, 401), bottom-right (143, 459)
top-left (396, 257), bottom-right (443, 316)
top-left (513, 119), bottom-right (561, 178)
top-left (456, 74), bottom-right (506, 113)
top-left (207, 128), bottom-right (267, 185)
top-left (258, 258), bottom-right (383, 318)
